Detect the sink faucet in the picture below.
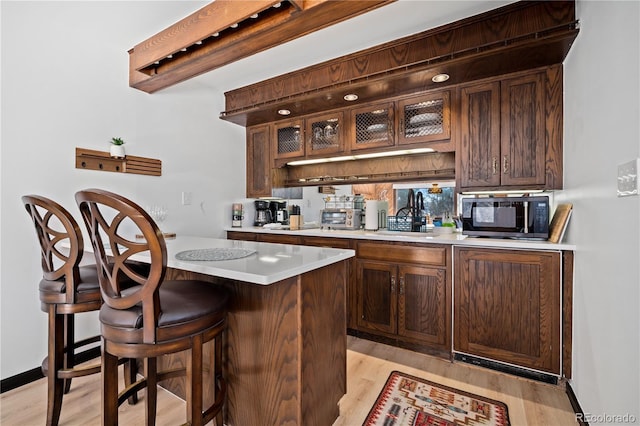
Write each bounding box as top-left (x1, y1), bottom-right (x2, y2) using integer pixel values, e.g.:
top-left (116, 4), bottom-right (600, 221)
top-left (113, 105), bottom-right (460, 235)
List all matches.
top-left (415, 192), bottom-right (424, 216)
top-left (406, 189), bottom-right (415, 217)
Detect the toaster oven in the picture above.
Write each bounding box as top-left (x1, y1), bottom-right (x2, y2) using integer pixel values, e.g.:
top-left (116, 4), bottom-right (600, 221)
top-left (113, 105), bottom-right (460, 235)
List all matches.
top-left (320, 208), bottom-right (362, 230)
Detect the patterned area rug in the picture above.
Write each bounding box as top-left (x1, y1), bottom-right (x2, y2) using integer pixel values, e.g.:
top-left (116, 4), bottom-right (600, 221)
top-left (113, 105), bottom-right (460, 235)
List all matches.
top-left (363, 371), bottom-right (511, 426)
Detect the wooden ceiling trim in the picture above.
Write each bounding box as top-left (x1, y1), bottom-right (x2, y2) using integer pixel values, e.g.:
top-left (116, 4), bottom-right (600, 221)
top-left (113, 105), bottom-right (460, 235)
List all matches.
top-left (220, 1), bottom-right (578, 126)
top-left (129, 0), bottom-right (396, 93)
top-left (130, 1), bottom-right (281, 71)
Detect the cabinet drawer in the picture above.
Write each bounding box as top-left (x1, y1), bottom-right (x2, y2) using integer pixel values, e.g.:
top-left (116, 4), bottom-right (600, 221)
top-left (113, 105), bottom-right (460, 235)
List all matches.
top-left (302, 236), bottom-right (352, 249)
top-left (357, 242), bottom-right (446, 266)
top-left (227, 231), bottom-right (258, 241)
top-left (257, 234), bottom-right (302, 245)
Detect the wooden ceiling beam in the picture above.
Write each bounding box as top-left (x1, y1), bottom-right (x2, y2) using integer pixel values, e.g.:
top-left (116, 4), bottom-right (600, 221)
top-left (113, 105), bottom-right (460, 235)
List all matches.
top-left (129, 0), bottom-right (396, 93)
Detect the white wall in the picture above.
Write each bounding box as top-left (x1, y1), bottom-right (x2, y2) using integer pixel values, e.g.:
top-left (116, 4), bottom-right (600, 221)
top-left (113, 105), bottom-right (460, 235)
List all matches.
top-left (562, 0), bottom-right (640, 422)
top-left (0, 0), bottom-right (245, 377)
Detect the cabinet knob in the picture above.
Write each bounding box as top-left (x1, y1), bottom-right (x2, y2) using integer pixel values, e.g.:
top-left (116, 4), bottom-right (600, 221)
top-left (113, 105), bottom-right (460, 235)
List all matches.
top-left (492, 157), bottom-right (498, 175)
top-left (503, 155), bottom-right (509, 174)
top-left (391, 276), bottom-right (396, 293)
top-left (399, 277), bottom-right (405, 295)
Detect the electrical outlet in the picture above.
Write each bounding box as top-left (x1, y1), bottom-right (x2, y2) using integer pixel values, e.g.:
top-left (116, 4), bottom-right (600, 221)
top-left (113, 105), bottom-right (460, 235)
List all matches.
top-left (182, 191), bottom-right (192, 205)
top-left (617, 159), bottom-right (639, 197)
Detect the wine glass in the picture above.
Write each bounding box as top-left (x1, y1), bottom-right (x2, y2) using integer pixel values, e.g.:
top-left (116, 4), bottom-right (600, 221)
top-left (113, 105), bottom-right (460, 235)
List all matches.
top-left (147, 205), bottom-right (168, 232)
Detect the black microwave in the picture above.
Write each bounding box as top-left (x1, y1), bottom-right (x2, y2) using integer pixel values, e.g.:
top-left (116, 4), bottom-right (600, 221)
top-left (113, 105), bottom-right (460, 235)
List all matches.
top-left (461, 196), bottom-right (550, 239)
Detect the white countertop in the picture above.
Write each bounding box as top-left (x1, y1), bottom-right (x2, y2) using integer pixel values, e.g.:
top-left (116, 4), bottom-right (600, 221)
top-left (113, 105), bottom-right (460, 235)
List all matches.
top-left (226, 227), bottom-right (576, 251)
top-left (132, 236), bottom-right (354, 285)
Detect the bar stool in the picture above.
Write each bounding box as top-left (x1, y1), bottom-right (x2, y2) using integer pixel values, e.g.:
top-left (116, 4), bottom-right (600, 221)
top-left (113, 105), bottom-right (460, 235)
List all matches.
top-left (75, 188), bottom-right (228, 426)
top-left (21, 195), bottom-right (138, 426)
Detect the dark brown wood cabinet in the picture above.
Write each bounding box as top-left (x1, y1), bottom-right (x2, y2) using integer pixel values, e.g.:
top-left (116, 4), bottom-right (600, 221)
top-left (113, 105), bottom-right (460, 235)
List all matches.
top-left (246, 125), bottom-right (273, 198)
top-left (226, 231), bottom-right (572, 376)
top-left (457, 68), bottom-right (561, 191)
top-left (398, 264), bottom-right (448, 345)
top-left (356, 242), bottom-right (450, 353)
top-left (398, 91), bottom-right (452, 149)
top-left (457, 81), bottom-right (501, 188)
top-left (248, 67), bottom-right (561, 192)
top-left (226, 231), bottom-right (358, 329)
top-left (349, 102), bottom-right (395, 151)
top-left (227, 231), bottom-right (258, 241)
top-left (500, 72), bottom-right (545, 187)
top-left (256, 233), bottom-right (302, 245)
top-left (453, 247), bottom-right (561, 374)
top-left (273, 120), bottom-right (304, 160)
top-left (357, 260), bottom-right (397, 334)
top-left (305, 111), bottom-right (345, 157)
top-left (349, 92), bottom-right (452, 153)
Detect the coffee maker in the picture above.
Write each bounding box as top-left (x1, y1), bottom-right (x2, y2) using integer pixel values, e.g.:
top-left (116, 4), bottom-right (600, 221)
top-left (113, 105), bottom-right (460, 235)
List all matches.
top-left (254, 200), bottom-right (272, 226)
top-left (269, 200), bottom-right (289, 225)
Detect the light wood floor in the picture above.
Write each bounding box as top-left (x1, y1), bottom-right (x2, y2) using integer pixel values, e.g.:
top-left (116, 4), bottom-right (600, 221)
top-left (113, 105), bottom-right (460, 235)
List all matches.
top-left (1, 336), bottom-right (578, 425)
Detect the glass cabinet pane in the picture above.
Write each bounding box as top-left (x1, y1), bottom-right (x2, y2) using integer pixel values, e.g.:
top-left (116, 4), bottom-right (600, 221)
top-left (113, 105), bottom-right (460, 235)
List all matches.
top-left (273, 121), bottom-right (303, 159)
top-left (398, 91), bottom-right (450, 145)
top-left (306, 112), bottom-right (344, 156)
top-left (351, 103), bottom-right (395, 151)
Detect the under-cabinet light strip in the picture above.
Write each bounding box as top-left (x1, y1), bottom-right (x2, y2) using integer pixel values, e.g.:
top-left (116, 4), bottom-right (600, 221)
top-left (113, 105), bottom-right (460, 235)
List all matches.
top-left (287, 148), bottom-right (435, 166)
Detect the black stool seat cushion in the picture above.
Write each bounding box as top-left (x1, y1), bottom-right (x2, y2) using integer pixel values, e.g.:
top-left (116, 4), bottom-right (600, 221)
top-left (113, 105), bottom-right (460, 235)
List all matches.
top-left (100, 280), bottom-right (229, 343)
top-left (39, 264), bottom-right (101, 295)
top-left (39, 263), bottom-right (151, 295)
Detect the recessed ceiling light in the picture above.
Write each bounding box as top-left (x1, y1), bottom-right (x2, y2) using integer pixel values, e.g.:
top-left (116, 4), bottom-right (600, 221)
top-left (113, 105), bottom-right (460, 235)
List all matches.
top-left (250, 13), bottom-right (259, 19)
top-left (277, 109), bottom-right (291, 116)
top-left (432, 73), bottom-right (450, 83)
top-left (230, 23), bottom-right (238, 29)
top-left (343, 94), bottom-right (358, 101)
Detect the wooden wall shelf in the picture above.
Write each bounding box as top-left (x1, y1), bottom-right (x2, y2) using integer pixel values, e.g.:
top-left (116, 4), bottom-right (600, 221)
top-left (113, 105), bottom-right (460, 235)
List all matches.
top-left (75, 148), bottom-right (162, 176)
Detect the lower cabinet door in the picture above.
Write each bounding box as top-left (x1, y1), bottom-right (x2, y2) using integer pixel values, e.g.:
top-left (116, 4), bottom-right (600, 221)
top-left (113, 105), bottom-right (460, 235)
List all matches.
top-left (454, 247), bottom-right (561, 374)
top-left (357, 260), bottom-right (396, 335)
top-left (398, 265), bottom-right (449, 348)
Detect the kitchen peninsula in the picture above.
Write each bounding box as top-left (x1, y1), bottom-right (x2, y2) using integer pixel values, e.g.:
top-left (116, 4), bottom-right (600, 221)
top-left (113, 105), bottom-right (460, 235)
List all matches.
top-left (123, 236), bottom-right (354, 426)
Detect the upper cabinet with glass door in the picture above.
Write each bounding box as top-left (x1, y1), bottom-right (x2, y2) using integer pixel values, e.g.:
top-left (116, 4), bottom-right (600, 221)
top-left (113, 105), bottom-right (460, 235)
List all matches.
top-left (273, 120), bottom-right (304, 160)
top-left (350, 102), bottom-right (395, 151)
top-left (305, 111), bottom-right (345, 157)
top-left (398, 91), bottom-right (451, 147)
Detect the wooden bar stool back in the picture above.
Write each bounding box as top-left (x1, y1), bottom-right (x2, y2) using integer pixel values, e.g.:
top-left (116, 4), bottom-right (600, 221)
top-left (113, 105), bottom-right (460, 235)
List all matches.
top-left (22, 195), bottom-right (105, 426)
top-left (75, 188), bottom-right (228, 426)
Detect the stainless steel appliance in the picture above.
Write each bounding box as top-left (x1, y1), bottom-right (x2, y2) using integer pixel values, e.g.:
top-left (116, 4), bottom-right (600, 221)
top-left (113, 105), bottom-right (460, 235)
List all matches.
top-left (269, 200), bottom-right (289, 225)
top-left (254, 200), bottom-right (272, 226)
top-left (321, 208), bottom-right (362, 230)
top-left (461, 196), bottom-right (549, 239)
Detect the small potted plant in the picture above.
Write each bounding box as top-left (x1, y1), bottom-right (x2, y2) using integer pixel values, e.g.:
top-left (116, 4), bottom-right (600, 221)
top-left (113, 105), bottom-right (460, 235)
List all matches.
top-left (109, 137), bottom-right (126, 158)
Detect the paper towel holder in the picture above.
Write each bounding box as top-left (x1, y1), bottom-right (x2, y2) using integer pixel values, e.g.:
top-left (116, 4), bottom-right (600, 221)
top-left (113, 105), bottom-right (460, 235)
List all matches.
top-left (365, 200), bottom-right (380, 231)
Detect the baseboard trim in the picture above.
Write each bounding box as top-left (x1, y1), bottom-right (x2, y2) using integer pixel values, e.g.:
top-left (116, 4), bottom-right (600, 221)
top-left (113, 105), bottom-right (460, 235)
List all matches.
top-left (566, 382), bottom-right (587, 426)
top-left (454, 353), bottom-right (558, 385)
top-left (0, 367), bottom-right (44, 393)
top-left (0, 347), bottom-right (101, 394)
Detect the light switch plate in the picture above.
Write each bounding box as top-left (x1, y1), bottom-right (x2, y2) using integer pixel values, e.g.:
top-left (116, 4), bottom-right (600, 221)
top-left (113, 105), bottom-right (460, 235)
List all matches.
top-left (617, 158), bottom-right (639, 197)
top-left (182, 191), bottom-right (192, 205)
